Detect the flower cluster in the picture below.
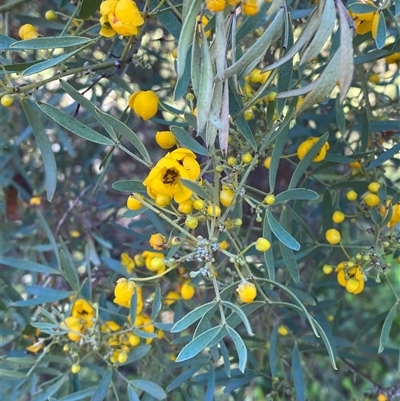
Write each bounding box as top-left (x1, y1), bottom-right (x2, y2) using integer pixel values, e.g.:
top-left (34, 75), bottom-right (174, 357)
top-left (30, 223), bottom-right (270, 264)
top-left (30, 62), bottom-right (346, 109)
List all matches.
top-left (99, 0), bottom-right (144, 37)
top-left (206, 0), bottom-right (259, 15)
top-left (61, 299), bottom-right (95, 342)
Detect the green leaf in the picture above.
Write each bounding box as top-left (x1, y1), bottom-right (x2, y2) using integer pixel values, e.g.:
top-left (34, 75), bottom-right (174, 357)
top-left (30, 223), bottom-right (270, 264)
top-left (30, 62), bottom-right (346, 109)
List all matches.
top-left (369, 143), bottom-right (400, 169)
top-left (0, 369), bottom-right (27, 379)
top-left (175, 49), bottom-right (192, 100)
top-left (112, 180), bottom-right (146, 193)
top-left (176, 0), bottom-right (203, 78)
top-left (79, 0), bottom-right (101, 19)
top-left (311, 315), bottom-right (337, 369)
top-left (269, 324), bottom-right (278, 377)
top-left (24, 49), bottom-right (85, 76)
top-left (90, 369), bottom-right (112, 401)
top-left (38, 102), bottom-right (115, 145)
top-left (95, 110), bottom-right (151, 163)
top-left (10, 36), bottom-right (91, 50)
top-left (120, 345), bottom-right (151, 365)
top-left (180, 179), bottom-right (209, 200)
top-left (129, 290), bottom-right (138, 325)
top-left (21, 100), bottom-right (57, 201)
top-left (292, 343), bottom-right (305, 401)
top-left (151, 285), bottom-right (162, 321)
top-left (59, 239), bottom-right (79, 292)
top-left (176, 326), bottom-right (222, 362)
top-left (127, 386), bottom-right (140, 401)
top-left (354, 310), bottom-right (388, 343)
top-left (13, 291), bottom-right (73, 306)
top-left (289, 132), bottom-right (329, 189)
top-left (226, 326), bottom-right (247, 373)
top-left (0, 34), bottom-right (16, 50)
top-left (269, 128), bottom-right (288, 193)
top-left (347, 3), bottom-right (379, 13)
top-left (266, 208), bottom-right (300, 251)
top-left (280, 241), bottom-right (300, 283)
top-left (221, 300), bottom-right (254, 337)
top-left (166, 365), bottom-right (201, 392)
top-left (274, 188), bottom-right (319, 204)
top-left (205, 364), bottom-right (215, 401)
top-left (0, 257), bottom-right (61, 275)
top-left (171, 126), bottom-right (210, 156)
top-left (378, 303), bottom-right (398, 353)
top-left (171, 302), bottom-right (217, 333)
top-left (36, 210), bottom-right (60, 267)
top-left (151, 0), bottom-right (181, 39)
top-left (58, 388), bottom-right (97, 401)
top-left (335, 93), bottom-right (346, 134)
top-left (131, 380), bottom-right (166, 400)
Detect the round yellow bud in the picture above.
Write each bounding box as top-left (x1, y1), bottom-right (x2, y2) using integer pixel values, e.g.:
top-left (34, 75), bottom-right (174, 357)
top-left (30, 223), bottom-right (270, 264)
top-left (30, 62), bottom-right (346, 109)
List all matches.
top-left (118, 350), bottom-right (128, 363)
top-left (128, 334), bottom-right (140, 347)
top-left (332, 211), bottom-right (345, 224)
top-left (207, 204), bottom-right (221, 217)
top-left (236, 282), bottom-right (257, 303)
top-left (219, 240), bottom-right (229, 250)
top-left (364, 193), bottom-right (380, 207)
top-left (18, 24), bottom-right (38, 40)
top-left (346, 278), bottom-right (360, 293)
top-left (129, 90), bottom-right (159, 120)
top-left (45, 10), bottom-right (58, 20)
top-left (325, 228), bottom-right (341, 245)
top-left (150, 257), bottom-right (165, 271)
top-left (185, 216), bottom-right (198, 229)
top-left (241, 152), bottom-right (253, 164)
top-left (127, 194), bottom-right (142, 210)
top-left (278, 325), bottom-right (288, 336)
top-left (244, 109), bottom-right (254, 120)
top-left (155, 131), bottom-right (177, 149)
top-left (155, 194), bottom-right (171, 207)
top-left (264, 194), bottom-right (275, 205)
top-left (323, 264), bottom-right (333, 274)
top-left (193, 199), bottom-right (205, 211)
top-left (346, 190), bottom-right (358, 201)
top-left (255, 237), bottom-right (271, 252)
top-left (220, 187), bottom-right (235, 207)
top-left (178, 199), bottom-right (193, 214)
top-left (368, 182), bottom-right (381, 193)
top-left (206, 0), bottom-right (226, 12)
top-left (165, 291), bottom-right (180, 306)
top-left (268, 91), bottom-right (277, 101)
top-left (234, 218), bottom-right (242, 226)
top-left (1, 95), bottom-right (14, 108)
top-left (71, 363), bottom-right (81, 374)
top-left (180, 282), bottom-right (195, 300)
top-left (263, 157), bottom-right (271, 169)
top-left (227, 156), bottom-right (237, 166)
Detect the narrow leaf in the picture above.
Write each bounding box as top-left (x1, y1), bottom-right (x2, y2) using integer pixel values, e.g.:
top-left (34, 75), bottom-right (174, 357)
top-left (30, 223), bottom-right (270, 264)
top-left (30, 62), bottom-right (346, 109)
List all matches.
top-left (378, 303), bottom-right (398, 353)
top-left (90, 369), bottom-right (112, 401)
top-left (59, 237), bottom-right (80, 292)
top-left (292, 343), bottom-right (305, 401)
top-left (266, 208), bottom-right (300, 251)
top-left (10, 36), bottom-right (91, 50)
top-left (226, 326), bottom-right (247, 373)
top-left (269, 324), bottom-right (278, 377)
top-left (171, 126), bottom-right (210, 156)
top-left (274, 188), bottom-right (319, 204)
top-left (38, 102), bottom-right (115, 145)
top-left (0, 257), bottom-right (61, 275)
top-left (221, 300), bottom-right (254, 337)
top-left (112, 180), bottom-right (146, 193)
top-left (171, 302), bottom-right (217, 332)
top-left (131, 380), bottom-right (166, 400)
top-left (22, 100), bottom-right (57, 201)
top-left (180, 179), bottom-right (208, 200)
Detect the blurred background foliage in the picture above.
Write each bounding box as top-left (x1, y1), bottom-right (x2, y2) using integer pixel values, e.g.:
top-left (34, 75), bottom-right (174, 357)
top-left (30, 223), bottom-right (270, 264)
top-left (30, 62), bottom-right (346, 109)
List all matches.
top-left (0, 0), bottom-right (399, 400)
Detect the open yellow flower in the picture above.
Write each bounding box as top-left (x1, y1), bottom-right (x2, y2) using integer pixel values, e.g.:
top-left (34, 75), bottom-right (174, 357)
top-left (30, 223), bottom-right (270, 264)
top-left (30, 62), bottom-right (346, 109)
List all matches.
top-left (143, 149), bottom-right (200, 203)
top-left (380, 199), bottom-right (400, 227)
top-left (129, 90), bottom-right (159, 120)
top-left (99, 15), bottom-right (117, 37)
top-left (121, 252), bottom-right (135, 274)
top-left (71, 299), bottom-right (94, 327)
top-left (149, 233), bottom-right (167, 250)
top-left (61, 316), bottom-right (86, 342)
top-left (297, 137), bottom-right (330, 162)
top-left (336, 263), bottom-right (365, 294)
top-left (349, 2), bottom-right (379, 38)
top-left (100, 0), bottom-right (144, 36)
top-left (114, 278), bottom-right (143, 313)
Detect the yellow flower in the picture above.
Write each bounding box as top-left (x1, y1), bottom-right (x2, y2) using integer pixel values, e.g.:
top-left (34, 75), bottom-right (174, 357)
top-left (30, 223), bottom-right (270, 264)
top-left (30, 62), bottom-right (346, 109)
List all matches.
top-left (336, 264), bottom-right (364, 294)
top-left (349, 6), bottom-right (379, 38)
top-left (99, 15), bottom-right (117, 37)
top-left (155, 131), bottom-right (177, 149)
top-left (297, 137), bottom-right (330, 162)
top-left (129, 90), bottom-right (159, 120)
top-left (18, 24), bottom-right (39, 40)
top-left (142, 251), bottom-right (165, 273)
top-left (45, 10), bottom-right (58, 21)
top-left (206, 0), bottom-right (226, 12)
top-left (1, 95), bottom-right (14, 108)
top-left (325, 228), bottom-right (341, 245)
top-left (165, 290), bottom-right (180, 306)
top-left (100, 0), bottom-right (144, 36)
top-left (255, 237), bottom-right (271, 252)
top-left (61, 316), bottom-right (85, 342)
top-left (278, 325), bottom-right (289, 336)
top-left (149, 233), bottom-right (167, 250)
top-left (71, 299), bottom-right (95, 327)
top-left (380, 199), bottom-right (400, 227)
top-left (385, 52), bottom-right (400, 65)
top-left (180, 282), bottom-right (195, 300)
top-left (178, 199), bottom-right (193, 214)
top-left (242, 0), bottom-right (259, 16)
top-left (113, 278), bottom-right (143, 313)
top-left (121, 252), bottom-right (135, 273)
top-left (127, 193), bottom-right (143, 210)
top-left (29, 196), bottom-right (41, 206)
top-left (143, 149), bottom-right (200, 203)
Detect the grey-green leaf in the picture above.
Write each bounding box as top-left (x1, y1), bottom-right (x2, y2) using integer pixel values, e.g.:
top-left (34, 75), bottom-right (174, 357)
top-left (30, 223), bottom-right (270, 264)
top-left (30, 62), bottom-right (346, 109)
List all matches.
top-left (10, 36), bottom-right (91, 50)
top-left (180, 179), bottom-right (209, 200)
top-left (221, 300), bottom-right (254, 337)
top-left (226, 326), bottom-right (247, 373)
top-left (171, 302), bottom-right (217, 332)
top-left (378, 303), bottom-right (398, 353)
top-left (274, 188), bottom-right (319, 204)
top-left (112, 180), bottom-right (146, 193)
top-left (292, 343), bottom-right (305, 401)
top-left (130, 380), bottom-right (166, 400)
top-left (171, 126), bottom-right (210, 155)
top-left (90, 369), bottom-right (112, 401)
top-left (175, 326), bottom-right (222, 362)
top-left (0, 257), bottom-right (61, 275)
top-left (38, 102), bottom-right (115, 145)
top-left (22, 100), bottom-right (57, 201)
top-left (266, 208), bottom-right (300, 251)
